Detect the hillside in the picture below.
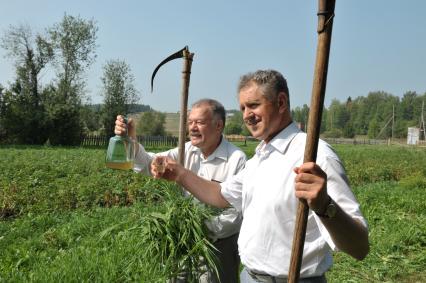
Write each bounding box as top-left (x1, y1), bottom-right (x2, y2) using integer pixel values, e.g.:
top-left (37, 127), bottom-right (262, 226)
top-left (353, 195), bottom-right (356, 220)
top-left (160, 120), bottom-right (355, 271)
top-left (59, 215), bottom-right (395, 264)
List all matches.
top-left (164, 112), bottom-right (180, 137)
top-left (130, 112), bottom-right (180, 137)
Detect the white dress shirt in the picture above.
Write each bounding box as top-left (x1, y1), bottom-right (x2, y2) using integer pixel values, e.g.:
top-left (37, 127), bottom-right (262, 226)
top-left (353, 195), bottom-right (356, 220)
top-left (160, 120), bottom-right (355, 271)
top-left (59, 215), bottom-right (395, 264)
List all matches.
top-left (134, 136), bottom-right (247, 240)
top-left (221, 122), bottom-right (367, 277)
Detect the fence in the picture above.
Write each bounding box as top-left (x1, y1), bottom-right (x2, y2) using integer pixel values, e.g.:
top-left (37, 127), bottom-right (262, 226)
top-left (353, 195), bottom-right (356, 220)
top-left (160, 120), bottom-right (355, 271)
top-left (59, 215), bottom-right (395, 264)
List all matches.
top-left (323, 138), bottom-right (388, 145)
top-left (81, 135), bottom-right (178, 148)
top-left (81, 135), bottom-right (425, 148)
top-left (323, 137), bottom-right (426, 147)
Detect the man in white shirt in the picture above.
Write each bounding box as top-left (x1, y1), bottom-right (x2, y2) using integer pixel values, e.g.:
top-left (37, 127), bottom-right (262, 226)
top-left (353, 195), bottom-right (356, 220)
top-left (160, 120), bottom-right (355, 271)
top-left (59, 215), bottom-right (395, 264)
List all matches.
top-left (115, 99), bottom-right (247, 283)
top-left (152, 70), bottom-right (370, 283)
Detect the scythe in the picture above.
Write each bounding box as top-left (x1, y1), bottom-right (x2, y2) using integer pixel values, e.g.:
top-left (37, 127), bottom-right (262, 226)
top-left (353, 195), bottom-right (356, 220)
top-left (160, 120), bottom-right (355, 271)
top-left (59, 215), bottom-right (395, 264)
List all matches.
top-left (151, 46), bottom-right (194, 166)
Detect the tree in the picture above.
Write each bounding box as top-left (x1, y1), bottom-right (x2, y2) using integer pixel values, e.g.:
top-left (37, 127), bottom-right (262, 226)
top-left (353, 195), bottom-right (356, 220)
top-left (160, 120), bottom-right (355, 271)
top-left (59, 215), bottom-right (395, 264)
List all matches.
top-left (292, 104), bottom-right (309, 128)
top-left (224, 112), bottom-right (243, 135)
top-left (0, 24), bottom-right (53, 144)
top-left (100, 59), bottom-right (139, 137)
top-left (49, 14), bottom-right (97, 100)
top-left (224, 122), bottom-right (242, 135)
top-left (367, 117), bottom-right (380, 139)
top-left (46, 14), bottom-right (98, 145)
top-left (81, 104), bottom-right (102, 133)
top-left (137, 111), bottom-right (166, 136)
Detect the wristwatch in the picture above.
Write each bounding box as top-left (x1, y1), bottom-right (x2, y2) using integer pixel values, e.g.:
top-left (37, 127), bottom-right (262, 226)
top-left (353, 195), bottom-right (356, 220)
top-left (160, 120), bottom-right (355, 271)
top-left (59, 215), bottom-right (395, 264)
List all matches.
top-left (315, 196), bottom-right (337, 218)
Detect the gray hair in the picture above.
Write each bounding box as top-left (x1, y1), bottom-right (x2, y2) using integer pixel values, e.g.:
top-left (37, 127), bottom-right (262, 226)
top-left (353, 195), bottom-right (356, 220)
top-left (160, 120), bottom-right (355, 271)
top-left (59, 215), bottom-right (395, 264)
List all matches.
top-left (191, 98), bottom-right (226, 125)
top-left (238, 69), bottom-right (290, 108)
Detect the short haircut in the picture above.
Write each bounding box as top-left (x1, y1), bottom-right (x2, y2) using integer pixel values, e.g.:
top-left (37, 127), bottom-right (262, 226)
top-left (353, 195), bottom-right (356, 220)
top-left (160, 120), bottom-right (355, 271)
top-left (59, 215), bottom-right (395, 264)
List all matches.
top-left (191, 98), bottom-right (226, 125)
top-left (238, 69), bottom-right (290, 109)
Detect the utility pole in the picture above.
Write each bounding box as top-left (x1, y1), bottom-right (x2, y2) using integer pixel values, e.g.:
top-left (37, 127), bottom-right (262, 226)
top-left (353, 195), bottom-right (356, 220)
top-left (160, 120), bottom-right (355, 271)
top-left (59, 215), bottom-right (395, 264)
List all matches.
top-left (420, 100), bottom-right (425, 140)
top-left (392, 105), bottom-right (394, 140)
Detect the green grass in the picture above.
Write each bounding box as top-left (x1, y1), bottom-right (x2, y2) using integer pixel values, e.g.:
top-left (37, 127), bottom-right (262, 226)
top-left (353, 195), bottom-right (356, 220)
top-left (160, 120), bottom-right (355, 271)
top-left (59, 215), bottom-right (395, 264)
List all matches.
top-left (0, 144), bottom-right (425, 282)
top-left (328, 182), bottom-right (426, 282)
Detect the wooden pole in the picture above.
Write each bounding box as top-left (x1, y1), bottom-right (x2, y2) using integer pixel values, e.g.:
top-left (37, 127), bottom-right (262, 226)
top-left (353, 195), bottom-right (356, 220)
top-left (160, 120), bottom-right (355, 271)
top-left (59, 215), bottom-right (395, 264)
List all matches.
top-left (288, 0), bottom-right (336, 282)
top-left (178, 49), bottom-right (194, 166)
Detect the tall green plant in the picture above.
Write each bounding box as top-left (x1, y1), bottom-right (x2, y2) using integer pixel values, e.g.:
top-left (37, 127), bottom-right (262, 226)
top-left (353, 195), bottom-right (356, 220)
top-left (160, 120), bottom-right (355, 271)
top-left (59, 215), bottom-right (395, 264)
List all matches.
top-left (134, 186), bottom-right (218, 282)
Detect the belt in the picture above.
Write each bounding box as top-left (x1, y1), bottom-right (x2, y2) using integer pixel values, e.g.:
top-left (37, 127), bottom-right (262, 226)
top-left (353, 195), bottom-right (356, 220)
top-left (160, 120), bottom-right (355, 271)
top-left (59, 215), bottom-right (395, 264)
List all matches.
top-left (247, 269), bottom-right (326, 283)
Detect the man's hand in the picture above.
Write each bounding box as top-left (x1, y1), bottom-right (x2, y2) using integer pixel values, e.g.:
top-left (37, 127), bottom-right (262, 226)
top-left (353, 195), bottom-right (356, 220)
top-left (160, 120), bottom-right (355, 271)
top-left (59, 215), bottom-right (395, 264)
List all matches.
top-left (151, 156), bottom-right (183, 182)
top-left (293, 162), bottom-right (329, 214)
top-left (294, 162), bottom-right (370, 260)
top-left (114, 115), bottom-right (136, 139)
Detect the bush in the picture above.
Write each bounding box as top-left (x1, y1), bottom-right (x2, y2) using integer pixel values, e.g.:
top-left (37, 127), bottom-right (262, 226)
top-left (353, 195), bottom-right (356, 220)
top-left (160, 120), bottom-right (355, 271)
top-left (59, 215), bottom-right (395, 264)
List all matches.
top-left (322, 128), bottom-right (343, 138)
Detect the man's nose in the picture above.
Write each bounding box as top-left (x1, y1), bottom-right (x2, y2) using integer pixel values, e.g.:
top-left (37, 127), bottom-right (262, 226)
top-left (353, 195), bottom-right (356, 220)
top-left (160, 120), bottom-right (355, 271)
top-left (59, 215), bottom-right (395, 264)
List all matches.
top-left (188, 122), bottom-right (197, 130)
top-left (243, 108), bottom-right (252, 120)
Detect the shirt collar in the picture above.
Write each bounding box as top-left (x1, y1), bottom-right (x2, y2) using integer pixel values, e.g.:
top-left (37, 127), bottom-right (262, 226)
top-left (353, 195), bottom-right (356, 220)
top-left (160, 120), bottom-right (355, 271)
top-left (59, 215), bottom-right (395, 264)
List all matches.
top-left (256, 122), bottom-right (301, 155)
top-left (189, 135), bottom-right (228, 162)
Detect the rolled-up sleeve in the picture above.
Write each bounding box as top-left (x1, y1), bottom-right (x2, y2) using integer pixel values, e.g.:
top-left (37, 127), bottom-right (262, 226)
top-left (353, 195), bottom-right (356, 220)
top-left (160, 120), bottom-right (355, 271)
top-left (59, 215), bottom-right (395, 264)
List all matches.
top-left (133, 144), bottom-right (156, 175)
top-left (315, 154), bottom-right (368, 251)
top-left (220, 168), bottom-right (245, 212)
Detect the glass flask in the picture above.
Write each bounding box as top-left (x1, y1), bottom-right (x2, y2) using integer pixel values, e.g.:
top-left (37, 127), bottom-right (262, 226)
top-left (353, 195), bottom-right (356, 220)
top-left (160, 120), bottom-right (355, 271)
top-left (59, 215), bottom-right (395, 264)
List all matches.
top-left (105, 118), bottom-right (135, 170)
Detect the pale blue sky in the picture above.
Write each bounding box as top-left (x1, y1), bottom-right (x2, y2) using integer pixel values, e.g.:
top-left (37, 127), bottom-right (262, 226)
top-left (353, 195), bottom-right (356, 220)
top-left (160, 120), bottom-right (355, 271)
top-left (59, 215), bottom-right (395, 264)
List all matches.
top-left (1, 0), bottom-right (425, 112)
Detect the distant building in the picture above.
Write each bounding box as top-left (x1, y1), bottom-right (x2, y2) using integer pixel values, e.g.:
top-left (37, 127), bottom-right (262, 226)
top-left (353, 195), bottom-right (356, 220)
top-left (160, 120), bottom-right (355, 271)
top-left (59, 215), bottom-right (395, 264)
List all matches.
top-left (296, 122), bottom-right (305, 132)
top-left (407, 127), bottom-right (420, 145)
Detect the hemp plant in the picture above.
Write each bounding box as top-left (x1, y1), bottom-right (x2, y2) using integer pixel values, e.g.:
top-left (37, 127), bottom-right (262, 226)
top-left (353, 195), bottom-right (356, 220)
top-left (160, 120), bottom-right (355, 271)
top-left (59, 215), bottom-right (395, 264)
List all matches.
top-left (135, 182), bottom-right (218, 282)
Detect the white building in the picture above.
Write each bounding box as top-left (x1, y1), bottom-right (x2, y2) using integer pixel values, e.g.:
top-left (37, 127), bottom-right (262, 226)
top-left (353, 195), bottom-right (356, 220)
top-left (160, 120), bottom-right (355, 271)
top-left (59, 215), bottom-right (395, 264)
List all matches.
top-left (407, 127), bottom-right (420, 145)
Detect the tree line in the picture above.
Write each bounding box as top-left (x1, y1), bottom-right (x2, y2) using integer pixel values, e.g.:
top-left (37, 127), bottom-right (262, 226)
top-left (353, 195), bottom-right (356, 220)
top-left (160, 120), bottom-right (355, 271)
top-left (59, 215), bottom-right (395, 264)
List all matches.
top-left (292, 92), bottom-right (426, 139)
top-left (223, 91), bottom-right (426, 139)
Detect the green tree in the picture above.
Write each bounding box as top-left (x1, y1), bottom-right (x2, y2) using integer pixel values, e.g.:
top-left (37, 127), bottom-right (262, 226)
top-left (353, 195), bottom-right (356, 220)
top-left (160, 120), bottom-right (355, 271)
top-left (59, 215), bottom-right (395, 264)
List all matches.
top-left (137, 111), bottom-right (166, 136)
top-left (81, 104), bottom-right (102, 133)
top-left (224, 122), bottom-right (242, 135)
top-left (224, 112), bottom-right (243, 135)
top-left (292, 104), bottom-right (309, 131)
top-left (367, 117), bottom-right (380, 139)
top-left (46, 14), bottom-right (98, 145)
top-left (100, 59), bottom-right (139, 137)
top-left (0, 24), bottom-right (53, 144)
top-left (400, 91), bottom-right (416, 121)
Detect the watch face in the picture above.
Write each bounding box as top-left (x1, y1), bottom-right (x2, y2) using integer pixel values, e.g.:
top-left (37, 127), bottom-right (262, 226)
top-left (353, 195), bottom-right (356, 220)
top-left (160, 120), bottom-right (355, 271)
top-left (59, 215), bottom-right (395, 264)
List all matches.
top-left (327, 202), bottom-right (337, 218)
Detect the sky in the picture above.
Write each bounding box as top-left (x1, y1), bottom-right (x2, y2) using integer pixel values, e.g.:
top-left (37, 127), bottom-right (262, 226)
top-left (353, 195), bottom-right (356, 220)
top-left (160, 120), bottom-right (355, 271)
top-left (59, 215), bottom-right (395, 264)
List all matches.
top-left (0, 0), bottom-right (425, 112)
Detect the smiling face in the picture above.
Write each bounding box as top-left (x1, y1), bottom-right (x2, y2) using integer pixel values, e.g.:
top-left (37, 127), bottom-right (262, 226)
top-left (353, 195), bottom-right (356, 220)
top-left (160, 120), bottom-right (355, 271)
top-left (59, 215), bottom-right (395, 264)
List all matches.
top-left (187, 104), bottom-right (223, 157)
top-left (239, 82), bottom-right (291, 143)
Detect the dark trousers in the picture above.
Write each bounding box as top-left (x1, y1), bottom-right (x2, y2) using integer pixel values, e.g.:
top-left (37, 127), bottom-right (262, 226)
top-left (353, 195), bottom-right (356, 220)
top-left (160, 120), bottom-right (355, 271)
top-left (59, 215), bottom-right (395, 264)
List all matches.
top-left (200, 233), bottom-right (240, 283)
top-left (175, 233), bottom-right (240, 283)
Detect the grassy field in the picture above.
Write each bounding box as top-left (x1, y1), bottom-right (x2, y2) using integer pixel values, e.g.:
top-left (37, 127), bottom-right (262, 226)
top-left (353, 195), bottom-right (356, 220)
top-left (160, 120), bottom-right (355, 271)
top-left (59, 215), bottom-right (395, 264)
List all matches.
top-left (164, 112), bottom-right (180, 137)
top-left (0, 144), bottom-right (425, 282)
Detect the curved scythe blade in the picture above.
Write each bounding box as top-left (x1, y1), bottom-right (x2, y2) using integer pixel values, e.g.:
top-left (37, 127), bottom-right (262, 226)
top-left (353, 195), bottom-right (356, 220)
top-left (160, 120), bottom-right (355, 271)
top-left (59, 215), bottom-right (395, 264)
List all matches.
top-left (150, 46), bottom-right (188, 92)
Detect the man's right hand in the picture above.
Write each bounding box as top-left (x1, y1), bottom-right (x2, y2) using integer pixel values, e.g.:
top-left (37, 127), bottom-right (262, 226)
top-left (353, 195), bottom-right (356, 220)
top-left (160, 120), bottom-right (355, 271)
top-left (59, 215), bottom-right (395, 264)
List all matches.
top-left (151, 156), bottom-right (182, 182)
top-left (151, 156), bottom-right (230, 209)
top-left (114, 115), bottom-right (136, 138)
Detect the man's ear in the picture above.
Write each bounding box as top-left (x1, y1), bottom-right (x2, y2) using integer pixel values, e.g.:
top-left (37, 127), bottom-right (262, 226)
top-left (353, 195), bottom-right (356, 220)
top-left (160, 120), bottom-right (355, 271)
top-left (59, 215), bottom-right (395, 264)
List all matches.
top-left (278, 92), bottom-right (289, 113)
top-left (216, 119), bottom-right (224, 131)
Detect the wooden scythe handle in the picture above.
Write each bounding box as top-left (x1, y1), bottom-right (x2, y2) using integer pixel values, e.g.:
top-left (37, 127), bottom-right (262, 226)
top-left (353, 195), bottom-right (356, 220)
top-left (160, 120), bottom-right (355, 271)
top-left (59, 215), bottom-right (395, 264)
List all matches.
top-left (288, 0), bottom-right (336, 282)
top-left (178, 49), bottom-right (194, 166)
